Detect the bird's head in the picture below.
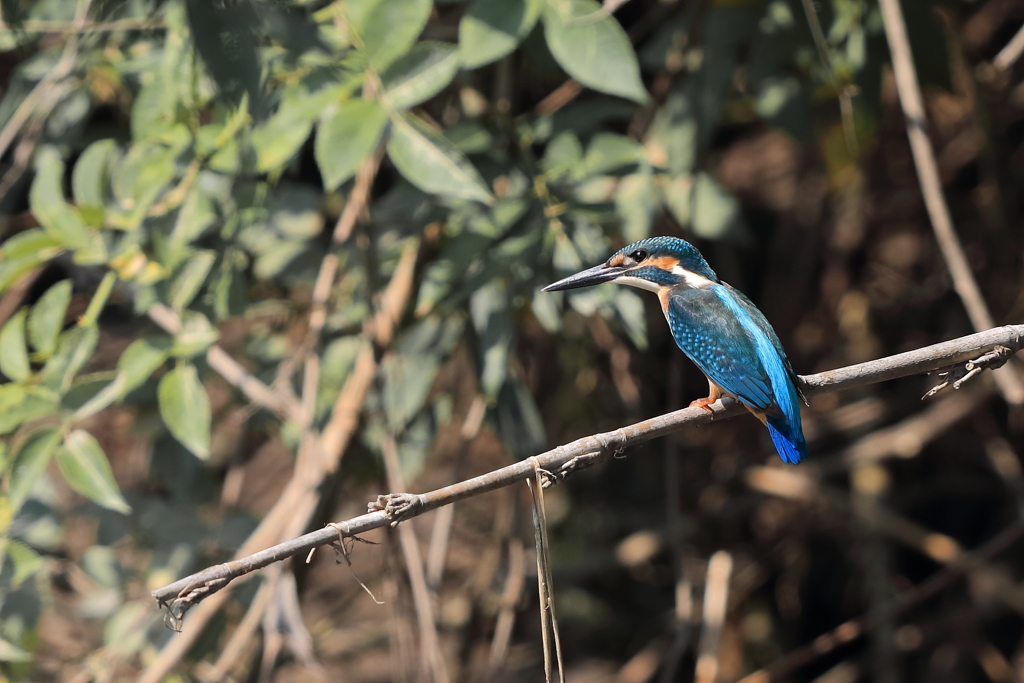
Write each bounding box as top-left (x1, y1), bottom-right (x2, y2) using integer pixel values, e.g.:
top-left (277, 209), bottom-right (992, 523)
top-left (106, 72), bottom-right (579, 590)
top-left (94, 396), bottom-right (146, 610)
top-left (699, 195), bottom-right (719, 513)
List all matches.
top-left (543, 237), bottom-right (719, 294)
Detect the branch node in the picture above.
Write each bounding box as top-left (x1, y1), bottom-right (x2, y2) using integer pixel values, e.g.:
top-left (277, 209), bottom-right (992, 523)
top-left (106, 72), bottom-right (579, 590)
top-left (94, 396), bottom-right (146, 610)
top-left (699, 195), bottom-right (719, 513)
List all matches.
top-left (368, 492), bottom-right (424, 526)
top-left (554, 450), bottom-right (603, 483)
top-left (923, 345), bottom-right (1014, 399)
top-left (526, 456), bottom-right (559, 489)
top-left (161, 576), bottom-right (231, 629)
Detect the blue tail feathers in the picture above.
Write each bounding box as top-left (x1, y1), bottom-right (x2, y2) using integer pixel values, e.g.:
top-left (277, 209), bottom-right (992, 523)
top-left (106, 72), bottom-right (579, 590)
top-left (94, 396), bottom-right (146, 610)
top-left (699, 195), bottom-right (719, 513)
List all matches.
top-left (767, 416), bottom-right (808, 464)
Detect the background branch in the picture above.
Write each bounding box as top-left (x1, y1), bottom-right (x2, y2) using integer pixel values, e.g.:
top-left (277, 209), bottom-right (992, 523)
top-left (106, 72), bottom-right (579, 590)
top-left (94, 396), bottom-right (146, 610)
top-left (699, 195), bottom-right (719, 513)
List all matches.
top-left (876, 0), bottom-right (1024, 404)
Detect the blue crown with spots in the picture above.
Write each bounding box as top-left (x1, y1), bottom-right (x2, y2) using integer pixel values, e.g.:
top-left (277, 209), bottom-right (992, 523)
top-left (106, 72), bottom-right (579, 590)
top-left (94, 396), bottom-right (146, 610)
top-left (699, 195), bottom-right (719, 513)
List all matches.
top-left (614, 237), bottom-right (719, 282)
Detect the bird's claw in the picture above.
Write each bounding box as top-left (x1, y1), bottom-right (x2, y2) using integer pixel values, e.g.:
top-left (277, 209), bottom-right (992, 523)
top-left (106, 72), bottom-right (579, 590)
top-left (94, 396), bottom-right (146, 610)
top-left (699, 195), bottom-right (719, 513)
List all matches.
top-left (689, 397), bottom-right (717, 418)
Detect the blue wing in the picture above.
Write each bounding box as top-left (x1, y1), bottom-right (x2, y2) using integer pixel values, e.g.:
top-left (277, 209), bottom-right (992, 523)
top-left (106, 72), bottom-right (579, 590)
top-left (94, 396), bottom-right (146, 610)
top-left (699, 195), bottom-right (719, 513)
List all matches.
top-left (666, 284), bottom-right (808, 463)
top-left (666, 286), bottom-right (775, 410)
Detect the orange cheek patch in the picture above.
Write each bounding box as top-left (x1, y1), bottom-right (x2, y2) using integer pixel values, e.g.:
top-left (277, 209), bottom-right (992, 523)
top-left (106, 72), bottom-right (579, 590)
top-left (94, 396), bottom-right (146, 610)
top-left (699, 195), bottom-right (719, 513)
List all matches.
top-left (648, 256), bottom-right (680, 271)
top-left (608, 254), bottom-right (626, 267)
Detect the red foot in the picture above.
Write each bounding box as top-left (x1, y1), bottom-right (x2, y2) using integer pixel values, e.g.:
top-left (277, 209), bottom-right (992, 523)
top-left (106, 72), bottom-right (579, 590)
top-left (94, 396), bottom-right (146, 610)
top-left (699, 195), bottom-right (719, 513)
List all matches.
top-left (689, 397), bottom-right (717, 417)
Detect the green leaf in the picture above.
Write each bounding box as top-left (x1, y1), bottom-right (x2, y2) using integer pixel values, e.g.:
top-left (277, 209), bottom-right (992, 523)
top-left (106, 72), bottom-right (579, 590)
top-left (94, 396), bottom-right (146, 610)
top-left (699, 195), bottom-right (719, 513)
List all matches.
top-left (117, 337), bottom-right (171, 397)
top-left (315, 98), bottom-right (388, 191)
top-left (387, 112), bottom-right (494, 203)
top-left (579, 132), bottom-right (645, 177)
top-left (28, 280), bottom-right (72, 360)
top-left (350, 0), bottom-right (432, 71)
top-left (168, 250), bottom-right (217, 312)
top-left (41, 324), bottom-right (99, 394)
top-left (541, 131), bottom-right (583, 180)
top-left (8, 428), bottom-right (61, 512)
top-left (380, 42), bottom-right (461, 110)
top-left (251, 87), bottom-right (337, 172)
top-left (57, 429), bottom-right (131, 513)
top-left (495, 375), bottom-right (545, 459)
top-left (661, 172), bottom-right (743, 240)
top-left (0, 385), bottom-right (60, 435)
top-left (185, 0), bottom-right (262, 107)
top-left (158, 363), bottom-right (211, 459)
top-left (614, 288), bottom-right (648, 349)
top-left (29, 147), bottom-right (93, 248)
top-left (131, 72), bottom-right (180, 142)
top-left (543, 0), bottom-right (649, 104)
top-left (615, 169), bottom-right (659, 243)
top-left (72, 139), bottom-right (118, 208)
top-left (0, 309), bottom-right (30, 382)
top-left (111, 139), bottom-right (186, 226)
top-left (381, 353), bottom-right (441, 431)
top-left (167, 187), bottom-right (218, 268)
top-left (470, 279), bottom-right (513, 399)
top-left (0, 229), bottom-right (63, 295)
top-left (170, 311), bottom-right (220, 358)
top-left (644, 87), bottom-right (697, 174)
top-left (459, 0), bottom-right (543, 68)
top-left (447, 122), bottom-right (493, 153)
top-left (0, 539), bottom-right (42, 589)
top-left (0, 636), bottom-right (31, 663)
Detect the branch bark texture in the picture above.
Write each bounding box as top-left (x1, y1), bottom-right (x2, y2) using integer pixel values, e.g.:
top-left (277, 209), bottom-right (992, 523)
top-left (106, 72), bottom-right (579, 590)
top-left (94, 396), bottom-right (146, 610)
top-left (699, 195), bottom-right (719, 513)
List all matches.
top-left (152, 324), bottom-right (1024, 613)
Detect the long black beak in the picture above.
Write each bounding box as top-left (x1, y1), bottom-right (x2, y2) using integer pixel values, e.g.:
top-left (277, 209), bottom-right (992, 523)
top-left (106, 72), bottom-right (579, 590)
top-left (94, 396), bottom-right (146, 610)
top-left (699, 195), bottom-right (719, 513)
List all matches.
top-left (542, 262), bottom-right (624, 292)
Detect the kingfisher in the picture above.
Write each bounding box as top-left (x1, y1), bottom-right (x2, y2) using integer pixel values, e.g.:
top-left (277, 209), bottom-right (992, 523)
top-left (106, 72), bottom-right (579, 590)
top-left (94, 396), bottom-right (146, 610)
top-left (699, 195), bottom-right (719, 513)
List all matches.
top-left (543, 236), bottom-right (808, 464)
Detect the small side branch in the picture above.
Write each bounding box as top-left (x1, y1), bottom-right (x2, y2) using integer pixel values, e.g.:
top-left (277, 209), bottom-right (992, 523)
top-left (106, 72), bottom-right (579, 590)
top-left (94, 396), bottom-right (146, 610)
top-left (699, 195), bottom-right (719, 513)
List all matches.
top-left (152, 324), bottom-right (1024, 614)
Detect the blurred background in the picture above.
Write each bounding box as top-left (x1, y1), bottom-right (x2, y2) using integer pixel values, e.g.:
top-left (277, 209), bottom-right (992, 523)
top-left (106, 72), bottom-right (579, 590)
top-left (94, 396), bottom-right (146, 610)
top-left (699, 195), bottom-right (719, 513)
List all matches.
top-left (2, 0), bottom-right (1024, 681)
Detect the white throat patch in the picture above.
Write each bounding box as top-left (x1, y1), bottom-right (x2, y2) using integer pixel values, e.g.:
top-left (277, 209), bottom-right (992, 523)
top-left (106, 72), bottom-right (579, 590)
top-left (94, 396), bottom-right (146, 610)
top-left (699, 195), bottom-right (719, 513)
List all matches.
top-left (672, 265), bottom-right (716, 289)
top-left (616, 275), bottom-right (662, 293)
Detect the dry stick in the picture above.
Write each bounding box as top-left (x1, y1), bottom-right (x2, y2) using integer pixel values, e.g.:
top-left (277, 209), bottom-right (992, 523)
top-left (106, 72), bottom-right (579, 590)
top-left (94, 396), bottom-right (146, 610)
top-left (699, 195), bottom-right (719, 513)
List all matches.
top-left (527, 465), bottom-right (566, 683)
top-left (140, 242), bottom-right (420, 683)
top-left (382, 433), bottom-right (452, 683)
top-left (152, 324), bottom-right (1024, 609)
top-left (694, 551), bottom-right (734, 683)
top-left (877, 0), bottom-right (1024, 405)
top-left (486, 539), bottom-right (527, 674)
top-left (426, 395), bottom-right (487, 591)
top-left (734, 518), bottom-right (1024, 683)
top-left (993, 23), bottom-right (1024, 70)
top-left (221, 146), bottom-right (387, 679)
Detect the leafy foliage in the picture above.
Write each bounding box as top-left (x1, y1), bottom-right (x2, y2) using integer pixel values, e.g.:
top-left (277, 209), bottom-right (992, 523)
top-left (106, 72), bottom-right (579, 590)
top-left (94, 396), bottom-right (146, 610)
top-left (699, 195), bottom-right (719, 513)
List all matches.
top-left (0, 0), bottom-right (989, 679)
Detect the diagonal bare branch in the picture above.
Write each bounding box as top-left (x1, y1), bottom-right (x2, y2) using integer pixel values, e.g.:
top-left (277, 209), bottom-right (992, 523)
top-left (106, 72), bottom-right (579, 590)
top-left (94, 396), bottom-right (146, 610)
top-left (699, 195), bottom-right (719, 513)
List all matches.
top-left (152, 324), bottom-right (1024, 612)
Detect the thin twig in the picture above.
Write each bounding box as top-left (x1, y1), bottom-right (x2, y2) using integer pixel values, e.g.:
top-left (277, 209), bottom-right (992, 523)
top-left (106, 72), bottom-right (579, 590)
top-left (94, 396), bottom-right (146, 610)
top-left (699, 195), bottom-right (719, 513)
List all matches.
top-left (426, 395), bottom-right (487, 591)
top-left (152, 325), bottom-right (1024, 610)
top-left (993, 23), bottom-right (1024, 70)
top-left (528, 463), bottom-right (566, 683)
top-left (485, 539), bottom-right (526, 675)
top-left (876, 0), bottom-right (1024, 404)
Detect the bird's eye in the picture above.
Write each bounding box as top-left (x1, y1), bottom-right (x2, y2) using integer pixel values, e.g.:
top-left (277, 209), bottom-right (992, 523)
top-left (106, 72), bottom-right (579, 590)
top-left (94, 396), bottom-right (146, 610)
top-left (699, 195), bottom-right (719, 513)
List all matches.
top-left (630, 250), bottom-right (648, 262)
